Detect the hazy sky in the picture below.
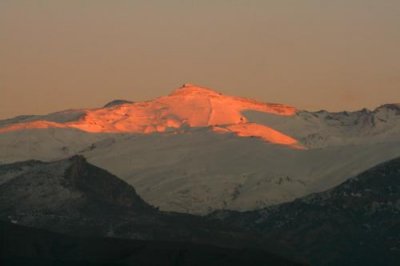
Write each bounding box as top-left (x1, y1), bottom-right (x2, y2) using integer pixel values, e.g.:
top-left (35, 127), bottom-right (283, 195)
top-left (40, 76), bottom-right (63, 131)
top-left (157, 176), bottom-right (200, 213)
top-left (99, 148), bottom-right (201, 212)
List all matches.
top-left (1, 0), bottom-right (399, 119)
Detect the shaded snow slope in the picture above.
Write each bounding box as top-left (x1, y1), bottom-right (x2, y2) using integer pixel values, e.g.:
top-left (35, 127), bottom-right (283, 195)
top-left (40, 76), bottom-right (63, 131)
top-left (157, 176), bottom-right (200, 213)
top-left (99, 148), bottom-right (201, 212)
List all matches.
top-left (1, 127), bottom-right (399, 214)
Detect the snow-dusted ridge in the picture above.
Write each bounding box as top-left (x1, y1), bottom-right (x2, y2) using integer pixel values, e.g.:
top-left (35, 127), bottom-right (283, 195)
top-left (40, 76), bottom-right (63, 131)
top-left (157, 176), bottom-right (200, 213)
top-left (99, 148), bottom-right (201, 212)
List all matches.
top-left (245, 102), bottom-right (400, 148)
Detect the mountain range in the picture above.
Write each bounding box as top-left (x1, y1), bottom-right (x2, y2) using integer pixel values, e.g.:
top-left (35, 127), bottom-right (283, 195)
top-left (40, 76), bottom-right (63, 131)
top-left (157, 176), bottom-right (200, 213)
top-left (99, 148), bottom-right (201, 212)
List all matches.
top-left (1, 84), bottom-right (399, 214)
top-left (0, 154), bottom-right (398, 265)
top-left (0, 84), bottom-right (399, 265)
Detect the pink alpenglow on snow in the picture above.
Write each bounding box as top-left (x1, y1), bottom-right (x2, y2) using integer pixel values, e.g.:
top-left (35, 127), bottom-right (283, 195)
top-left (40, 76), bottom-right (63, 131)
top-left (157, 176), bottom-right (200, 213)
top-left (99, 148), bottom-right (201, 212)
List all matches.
top-left (0, 84), bottom-right (303, 149)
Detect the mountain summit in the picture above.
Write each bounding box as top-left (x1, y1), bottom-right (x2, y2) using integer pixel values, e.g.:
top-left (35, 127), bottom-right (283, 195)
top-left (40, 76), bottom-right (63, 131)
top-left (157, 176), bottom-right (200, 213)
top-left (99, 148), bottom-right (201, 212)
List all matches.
top-left (0, 84), bottom-right (302, 149)
top-left (170, 83), bottom-right (224, 96)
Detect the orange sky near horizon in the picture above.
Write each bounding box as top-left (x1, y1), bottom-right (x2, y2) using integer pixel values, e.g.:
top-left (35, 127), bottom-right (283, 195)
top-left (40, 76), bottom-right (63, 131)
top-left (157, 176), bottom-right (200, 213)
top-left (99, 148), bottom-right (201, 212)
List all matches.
top-left (1, 0), bottom-right (400, 119)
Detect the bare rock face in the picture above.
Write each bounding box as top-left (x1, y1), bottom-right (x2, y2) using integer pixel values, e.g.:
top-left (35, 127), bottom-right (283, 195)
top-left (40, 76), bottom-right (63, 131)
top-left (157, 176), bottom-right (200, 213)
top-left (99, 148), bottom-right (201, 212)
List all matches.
top-left (103, 99), bottom-right (133, 108)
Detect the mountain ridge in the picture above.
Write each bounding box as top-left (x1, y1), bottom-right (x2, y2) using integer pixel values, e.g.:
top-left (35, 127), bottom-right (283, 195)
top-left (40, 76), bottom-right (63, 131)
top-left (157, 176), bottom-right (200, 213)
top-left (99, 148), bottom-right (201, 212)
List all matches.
top-left (209, 156), bottom-right (400, 265)
top-left (0, 84), bottom-right (398, 150)
top-left (0, 156), bottom-right (308, 264)
top-left (0, 84), bottom-right (301, 148)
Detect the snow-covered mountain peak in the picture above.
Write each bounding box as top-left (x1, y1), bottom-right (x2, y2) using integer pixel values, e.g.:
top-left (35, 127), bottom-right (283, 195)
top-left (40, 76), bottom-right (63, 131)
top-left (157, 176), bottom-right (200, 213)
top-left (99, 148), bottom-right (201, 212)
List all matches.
top-left (0, 85), bottom-right (301, 148)
top-left (0, 84), bottom-right (398, 150)
top-left (0, 88), bottom-right (399, 213)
